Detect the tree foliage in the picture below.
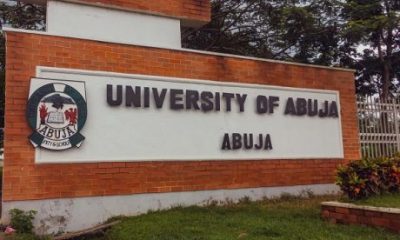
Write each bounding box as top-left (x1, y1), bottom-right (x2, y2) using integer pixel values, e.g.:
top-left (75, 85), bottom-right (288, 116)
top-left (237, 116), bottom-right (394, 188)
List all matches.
top-left (341, 0), bottom-right (400, 98)
top-left (182, 0), bottom-right (345, 66)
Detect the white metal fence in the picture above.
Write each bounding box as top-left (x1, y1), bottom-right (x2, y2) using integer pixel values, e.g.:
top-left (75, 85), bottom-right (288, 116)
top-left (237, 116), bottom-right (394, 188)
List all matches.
top-left (357, 97), bottom-right (400, 159)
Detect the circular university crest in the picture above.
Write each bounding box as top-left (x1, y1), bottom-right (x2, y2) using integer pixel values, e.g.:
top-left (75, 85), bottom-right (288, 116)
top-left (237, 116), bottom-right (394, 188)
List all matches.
top-left (26, 83), bottom-right (87, 151)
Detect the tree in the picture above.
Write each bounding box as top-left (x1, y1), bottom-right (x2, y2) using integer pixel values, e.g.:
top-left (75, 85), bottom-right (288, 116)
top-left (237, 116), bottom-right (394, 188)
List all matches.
top-left (342, 0), bottom-right (400, 98)
top-left (182, 0), bottom-right (344, 66)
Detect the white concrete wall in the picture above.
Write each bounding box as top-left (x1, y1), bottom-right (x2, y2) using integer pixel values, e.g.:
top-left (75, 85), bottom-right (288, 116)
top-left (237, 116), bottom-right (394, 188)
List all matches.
top-left (2, 184), bottom-right (339, 235)
top-left (46, 0), bottom-right (182, 49)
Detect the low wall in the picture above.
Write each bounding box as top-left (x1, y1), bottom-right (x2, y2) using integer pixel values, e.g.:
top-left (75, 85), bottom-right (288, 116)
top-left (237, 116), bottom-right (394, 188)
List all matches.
top-left (321, 201), bottom-right (400, 233)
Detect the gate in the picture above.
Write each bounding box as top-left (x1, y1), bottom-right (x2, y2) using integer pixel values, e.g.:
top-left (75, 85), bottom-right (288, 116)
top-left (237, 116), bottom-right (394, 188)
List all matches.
top-left (357, 97), bottom-right (400, 158)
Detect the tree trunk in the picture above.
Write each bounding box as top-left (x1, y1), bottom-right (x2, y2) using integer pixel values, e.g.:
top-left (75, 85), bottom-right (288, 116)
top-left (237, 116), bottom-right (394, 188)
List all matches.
top-left (382, 62), bottom-right (390, 100)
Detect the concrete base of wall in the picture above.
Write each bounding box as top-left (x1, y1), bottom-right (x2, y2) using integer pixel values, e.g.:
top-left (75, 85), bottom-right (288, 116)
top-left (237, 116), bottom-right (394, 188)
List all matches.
top-left (2, 184), bottom-right (339, 235)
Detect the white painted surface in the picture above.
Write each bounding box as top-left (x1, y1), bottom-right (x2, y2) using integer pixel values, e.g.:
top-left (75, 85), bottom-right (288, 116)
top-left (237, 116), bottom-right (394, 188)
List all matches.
top-left (46, 1), bottom-right (181, 48)
top-left (2, 184), bottom-right (340, 235)
top-left (34, 67), bottom-right (344, 163)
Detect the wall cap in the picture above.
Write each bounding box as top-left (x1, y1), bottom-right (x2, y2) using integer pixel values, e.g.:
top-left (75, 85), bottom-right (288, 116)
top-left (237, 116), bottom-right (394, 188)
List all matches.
top-left (322, 201), bottom-right (400, 214)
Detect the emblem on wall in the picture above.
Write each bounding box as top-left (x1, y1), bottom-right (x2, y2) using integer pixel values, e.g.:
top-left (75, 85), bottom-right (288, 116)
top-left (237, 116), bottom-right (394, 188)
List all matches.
top-left (26, 81), bottom-right (87, 151)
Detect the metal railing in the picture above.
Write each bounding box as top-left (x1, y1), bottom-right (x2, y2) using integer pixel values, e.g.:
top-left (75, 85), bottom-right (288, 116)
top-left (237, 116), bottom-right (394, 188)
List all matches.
top-left (357, 97), bottom-right (400, 158)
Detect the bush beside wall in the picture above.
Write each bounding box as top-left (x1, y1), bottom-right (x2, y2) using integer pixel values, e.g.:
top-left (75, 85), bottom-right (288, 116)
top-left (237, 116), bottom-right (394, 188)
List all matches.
top-left (336, 156), bottom-right (400, 200)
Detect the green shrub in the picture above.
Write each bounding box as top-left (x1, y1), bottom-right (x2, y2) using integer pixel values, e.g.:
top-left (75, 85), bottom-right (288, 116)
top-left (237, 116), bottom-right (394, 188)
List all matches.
top-left (9, 209), bottom-right (37, 234)
top-left (336, 156), bottom-right (400, 200)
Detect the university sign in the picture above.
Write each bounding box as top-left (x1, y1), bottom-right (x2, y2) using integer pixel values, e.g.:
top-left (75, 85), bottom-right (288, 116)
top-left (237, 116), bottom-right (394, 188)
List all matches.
top-left (4, 0), bottom-right (358, 234)
top-left (27, 68), bottom-right (344, 163)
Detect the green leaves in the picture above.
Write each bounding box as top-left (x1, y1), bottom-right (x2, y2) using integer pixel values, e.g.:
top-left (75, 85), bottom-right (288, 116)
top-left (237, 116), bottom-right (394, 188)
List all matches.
top-left (336, 156), bottom-right (400, 200)
top-left (0, 2), bottom-right (46, 30)
top-left (182, 0), bottom-right (343, 66)
top-left (9, 209), bottom-right (37, 234)
top-left (342, 0), bottom-right (400, 97)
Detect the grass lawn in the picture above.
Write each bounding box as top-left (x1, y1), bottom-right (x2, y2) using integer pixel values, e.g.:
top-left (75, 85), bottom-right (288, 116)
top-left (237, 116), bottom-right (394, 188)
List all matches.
top-left (96, 195), bottom-right (400, 240)
top-left (345, 193), bottom-right (400, 208)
